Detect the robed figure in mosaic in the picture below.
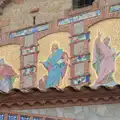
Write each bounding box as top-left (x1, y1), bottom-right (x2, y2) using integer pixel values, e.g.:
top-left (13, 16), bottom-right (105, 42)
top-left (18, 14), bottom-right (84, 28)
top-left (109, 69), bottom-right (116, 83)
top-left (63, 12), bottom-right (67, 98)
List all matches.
top-left (93, 32), bottom-right (120, 88)
top-left (40, 44), bottom-right (69, 89)
top-left (0, 59), bottom-right (18, 92)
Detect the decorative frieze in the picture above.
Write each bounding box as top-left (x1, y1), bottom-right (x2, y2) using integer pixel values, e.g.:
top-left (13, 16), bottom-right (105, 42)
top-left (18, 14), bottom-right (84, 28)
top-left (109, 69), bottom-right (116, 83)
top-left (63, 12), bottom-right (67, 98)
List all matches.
top-left (71, 54), bottom-right (90, 64)
top-left (21, 46), bottom-right (37, 56)
top-left (70, 33), bottom-right (90, 43)
top-left (58, 10), bottom-right (100, 26)
top-left (10, 24), bottom-right (49, 38)
top-left (110, 5), bottom-right (120, 12)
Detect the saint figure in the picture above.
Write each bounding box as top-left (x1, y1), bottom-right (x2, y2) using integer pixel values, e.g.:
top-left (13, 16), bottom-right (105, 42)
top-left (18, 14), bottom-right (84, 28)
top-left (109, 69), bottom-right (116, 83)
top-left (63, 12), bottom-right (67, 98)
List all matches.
top-left (93, 32), bottom-right (120, 88)
top-left (0, 59), bottom-right (18, 92)
top-left (39, 44), bottom-right (69, 89)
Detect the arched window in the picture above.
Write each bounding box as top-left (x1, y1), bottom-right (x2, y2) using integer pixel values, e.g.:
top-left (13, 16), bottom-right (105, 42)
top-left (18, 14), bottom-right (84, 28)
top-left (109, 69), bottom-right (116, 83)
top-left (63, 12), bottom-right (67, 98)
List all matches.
top-left (72, 0), bottom-right (95, 10)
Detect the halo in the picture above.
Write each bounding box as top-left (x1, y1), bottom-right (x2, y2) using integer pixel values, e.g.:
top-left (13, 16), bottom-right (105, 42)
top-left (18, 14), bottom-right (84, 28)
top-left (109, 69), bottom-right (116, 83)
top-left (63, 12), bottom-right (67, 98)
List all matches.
top-left (51, 40), bottom-right (60, 46)
top-left (50, 41), bottom-right (60, 50)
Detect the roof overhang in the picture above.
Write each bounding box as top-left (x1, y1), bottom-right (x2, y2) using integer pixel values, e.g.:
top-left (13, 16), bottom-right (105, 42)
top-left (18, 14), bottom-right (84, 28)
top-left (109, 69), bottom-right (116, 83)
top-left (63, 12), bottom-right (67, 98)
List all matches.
top-left (0, 86), bottom-right (120, 110)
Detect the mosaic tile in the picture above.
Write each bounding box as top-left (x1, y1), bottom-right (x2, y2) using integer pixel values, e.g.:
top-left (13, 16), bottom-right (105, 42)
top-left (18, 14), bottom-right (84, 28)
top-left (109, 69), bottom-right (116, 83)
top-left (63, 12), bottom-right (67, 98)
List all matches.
top-left (72, 55), bottom-right (90, 64)
top-left (71, 33), bottom-right (90, 43)
top-left (9, 24), bottom-right (49, 38)
top-left (73, 15), bottom-right (83, 22)
top-left (110, 5), bottom-right (120, 12)
top-left (21, 47), bottom-right (37, 55)
top-left (58, 10), bottom-right (101, 26)
top-left (36, 24), bottom-right (49, 32)
top-left (96, 10), bottom-right (101, 15)
top-left (72, 75), bottom-right (90, 85)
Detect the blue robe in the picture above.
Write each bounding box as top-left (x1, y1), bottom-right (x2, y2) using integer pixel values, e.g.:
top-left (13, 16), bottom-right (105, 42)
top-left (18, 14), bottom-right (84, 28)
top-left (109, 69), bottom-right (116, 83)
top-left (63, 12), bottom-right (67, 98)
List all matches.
top-left (43, 49), bottom-right (67, 88)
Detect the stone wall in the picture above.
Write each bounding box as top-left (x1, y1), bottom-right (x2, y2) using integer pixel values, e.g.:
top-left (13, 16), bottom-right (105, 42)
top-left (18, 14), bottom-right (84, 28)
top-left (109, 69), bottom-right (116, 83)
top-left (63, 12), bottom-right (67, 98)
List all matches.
top-left (0, 0), bottom-right (120, 33)
top-left (0, 0), bottom-right (72, 32)
top-left (15, 104), bottom-right (120, 120)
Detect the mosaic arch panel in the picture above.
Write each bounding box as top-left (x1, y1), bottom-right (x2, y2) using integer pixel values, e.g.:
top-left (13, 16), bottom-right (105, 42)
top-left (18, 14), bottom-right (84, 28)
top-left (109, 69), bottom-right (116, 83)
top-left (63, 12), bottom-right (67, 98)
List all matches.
top-left (0, 45), bottom-right (20, 91)
top-left (0, 5), bottom-right (120, 92)
top-left (0, 23), bottom-right (51, 92)
top-left (37, 32), bottom-right (71, 89)
top-left (89, 18), bottom-right (120, 88)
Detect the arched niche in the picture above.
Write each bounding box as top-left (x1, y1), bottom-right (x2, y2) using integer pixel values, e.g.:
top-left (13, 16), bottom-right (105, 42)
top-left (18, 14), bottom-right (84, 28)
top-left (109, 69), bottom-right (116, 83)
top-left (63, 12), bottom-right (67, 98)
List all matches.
top-left (37, 32), bottom-right (71, 89)
top-left (89, 18), bottom-right (120, 86)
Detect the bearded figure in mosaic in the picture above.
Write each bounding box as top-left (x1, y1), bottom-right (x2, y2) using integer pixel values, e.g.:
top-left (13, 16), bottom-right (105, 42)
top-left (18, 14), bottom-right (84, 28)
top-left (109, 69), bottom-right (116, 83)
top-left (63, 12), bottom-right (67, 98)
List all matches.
top-left (93, 32), bottom-right (120, 88)
top-left (39, 43), bottom-right (69, 89)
